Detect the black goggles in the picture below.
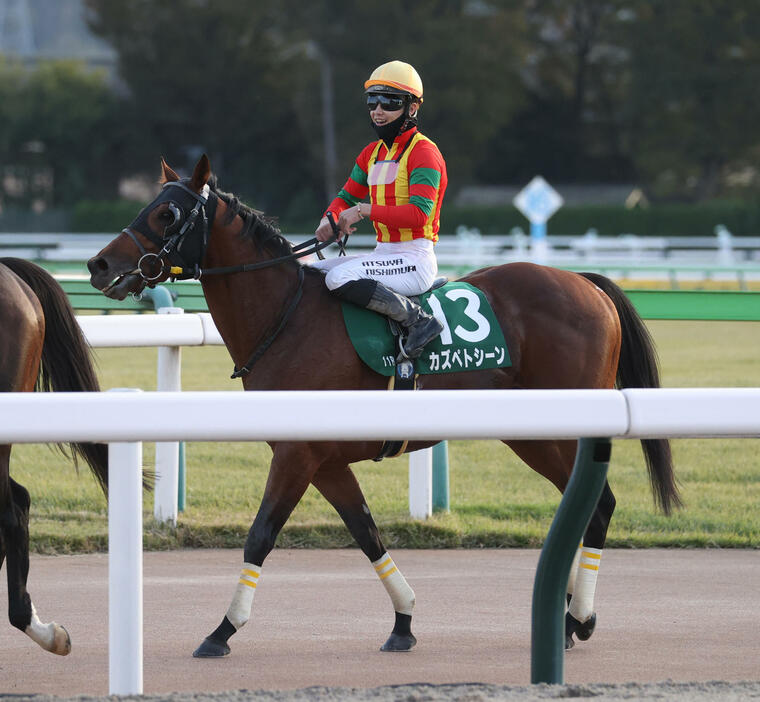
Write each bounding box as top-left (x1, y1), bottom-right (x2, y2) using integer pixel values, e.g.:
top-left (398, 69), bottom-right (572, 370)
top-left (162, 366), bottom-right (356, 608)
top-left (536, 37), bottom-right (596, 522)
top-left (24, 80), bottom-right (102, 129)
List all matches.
top-left (367, 93), bottom-right (407, 111)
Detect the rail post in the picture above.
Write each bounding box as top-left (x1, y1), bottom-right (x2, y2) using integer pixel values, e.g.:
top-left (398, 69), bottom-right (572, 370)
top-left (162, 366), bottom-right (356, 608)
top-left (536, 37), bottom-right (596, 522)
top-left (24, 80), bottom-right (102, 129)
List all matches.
top-left (432, 441), bottom-right (450, 512)
top-left (153, 306), bottom-right (183, 523)
top-left (409, 448), bottom-right (433, 518)
top-left (142, 286), bottom-right (186, 519)
top-left (531, 436), bottom-right (611, 684)
top-left (108, 437), bottom-right (144, 695)
top-left (408, 441), bottom-right (449, 518)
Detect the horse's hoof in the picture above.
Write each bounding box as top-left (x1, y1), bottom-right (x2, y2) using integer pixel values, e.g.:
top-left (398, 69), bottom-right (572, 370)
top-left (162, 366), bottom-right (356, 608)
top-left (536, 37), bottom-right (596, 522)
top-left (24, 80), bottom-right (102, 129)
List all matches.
top-left (576, 613), bottom-right (596, 641)
top-left (381, 612), bottom-right (416, 651)
top-left (381, 631), bottom-right (417, 651)
top-left (192, 637), bottom-right (230, 658)
top-left (565, 611), bottom-right (596, 649)
top-left (52, 625), bottom-right (71, 656)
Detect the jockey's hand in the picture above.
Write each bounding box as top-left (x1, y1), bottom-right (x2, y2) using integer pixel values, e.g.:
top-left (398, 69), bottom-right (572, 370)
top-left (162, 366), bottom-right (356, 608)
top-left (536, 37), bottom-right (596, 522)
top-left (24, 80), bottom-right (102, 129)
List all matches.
top-left (315, 216), bottom-right (341, 242)
top-left (337, 206), bottom-right (362, 237)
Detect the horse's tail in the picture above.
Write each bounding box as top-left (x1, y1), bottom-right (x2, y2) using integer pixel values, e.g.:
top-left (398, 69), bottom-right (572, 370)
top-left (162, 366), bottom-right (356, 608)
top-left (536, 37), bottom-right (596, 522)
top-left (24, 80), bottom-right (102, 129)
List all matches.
top-left (579, 271), bottom-right (681, 514)
top-left (1, 257), bottom-right (108, 495)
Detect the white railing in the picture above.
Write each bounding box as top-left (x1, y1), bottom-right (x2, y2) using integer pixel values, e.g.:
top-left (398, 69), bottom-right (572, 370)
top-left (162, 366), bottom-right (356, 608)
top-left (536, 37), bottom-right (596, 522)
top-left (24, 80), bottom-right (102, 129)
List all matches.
top-left (303, 229), bottom-right (760, 285)
top-left (77, 310), bottom-right (223, 347)
top-left (1, 388), bottom-right (759, 694)
top-left (297, 227), bottom-right (760, 266)
top-left (5, 389), bottom-right (760, 443)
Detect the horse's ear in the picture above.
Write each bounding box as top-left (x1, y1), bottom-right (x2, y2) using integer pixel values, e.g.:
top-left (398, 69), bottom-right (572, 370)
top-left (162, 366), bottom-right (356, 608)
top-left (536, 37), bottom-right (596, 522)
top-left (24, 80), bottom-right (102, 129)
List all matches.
top-left (160, 157), bottom-right (180, 184)
top-left (190, 154), bottom-right (211, 193)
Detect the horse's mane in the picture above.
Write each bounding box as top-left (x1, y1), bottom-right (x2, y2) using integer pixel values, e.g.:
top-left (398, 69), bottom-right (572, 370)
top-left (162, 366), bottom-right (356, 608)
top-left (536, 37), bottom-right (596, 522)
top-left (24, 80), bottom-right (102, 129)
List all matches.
top-left (207, 175), bottom-right (294, 260)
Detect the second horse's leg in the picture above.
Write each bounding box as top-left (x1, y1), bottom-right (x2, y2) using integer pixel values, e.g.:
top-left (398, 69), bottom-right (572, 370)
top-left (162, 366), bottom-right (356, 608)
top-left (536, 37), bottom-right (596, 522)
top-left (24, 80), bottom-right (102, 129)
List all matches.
top-left (1, 470), bottom-right (70, 655)
top-left (311, 461), bottom-right (416, 651)
top-left (192, 444), bottom-right (318, 658)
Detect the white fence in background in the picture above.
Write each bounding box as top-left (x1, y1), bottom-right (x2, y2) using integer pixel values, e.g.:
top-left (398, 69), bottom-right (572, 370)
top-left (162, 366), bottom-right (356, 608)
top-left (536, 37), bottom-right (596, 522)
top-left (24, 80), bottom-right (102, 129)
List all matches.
top-left (77, 310), bottom-right (223, 347)
top-left (0, 388), bottom-right (759, 694)
top-left (78, 311), bottom-right (223, 524)
top-left (3, 227), bottom-right (760, 268)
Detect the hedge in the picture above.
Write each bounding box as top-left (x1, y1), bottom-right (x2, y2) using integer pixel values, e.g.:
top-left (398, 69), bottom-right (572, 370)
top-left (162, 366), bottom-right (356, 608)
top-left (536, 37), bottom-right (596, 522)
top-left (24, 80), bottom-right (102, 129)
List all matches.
top-left (72, 200), bottom-right (148, 233)
top-left (38, 198), bottom-right (760, 238)
top-left (441, 202), bottom-right (760, 237)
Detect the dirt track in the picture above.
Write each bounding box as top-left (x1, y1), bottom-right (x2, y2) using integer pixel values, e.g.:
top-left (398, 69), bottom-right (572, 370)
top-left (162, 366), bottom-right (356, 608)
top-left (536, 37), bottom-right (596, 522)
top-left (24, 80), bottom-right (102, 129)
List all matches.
top-left (0, 549), bottom-right (757, 698)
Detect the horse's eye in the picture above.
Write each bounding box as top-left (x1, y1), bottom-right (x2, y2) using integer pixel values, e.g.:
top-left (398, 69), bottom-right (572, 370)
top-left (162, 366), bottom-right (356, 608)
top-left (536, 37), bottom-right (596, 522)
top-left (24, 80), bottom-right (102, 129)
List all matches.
top-left (159, 211), bottom-right (174, 221)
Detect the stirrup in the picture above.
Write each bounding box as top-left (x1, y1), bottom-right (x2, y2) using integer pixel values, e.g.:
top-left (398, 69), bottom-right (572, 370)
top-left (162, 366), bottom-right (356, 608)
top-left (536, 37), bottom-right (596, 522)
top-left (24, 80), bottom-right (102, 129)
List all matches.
top-left (397, 336), bottom-right (412, 361)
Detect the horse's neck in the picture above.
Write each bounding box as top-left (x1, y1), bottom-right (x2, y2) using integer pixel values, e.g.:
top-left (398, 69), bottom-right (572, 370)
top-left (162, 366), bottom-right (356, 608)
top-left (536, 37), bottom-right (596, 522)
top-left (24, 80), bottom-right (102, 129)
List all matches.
top-left (200, 219), bottom-right (299, 371)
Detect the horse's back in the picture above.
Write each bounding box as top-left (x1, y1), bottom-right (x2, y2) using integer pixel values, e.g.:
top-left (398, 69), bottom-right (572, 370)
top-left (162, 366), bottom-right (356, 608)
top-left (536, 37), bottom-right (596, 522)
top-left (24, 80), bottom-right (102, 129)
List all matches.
top-left (463, 261), bottom-right (617, 319)
top-left (0, 262), bottom-right (45, 392)
top-left (456, 262), bottom-right (621, 390)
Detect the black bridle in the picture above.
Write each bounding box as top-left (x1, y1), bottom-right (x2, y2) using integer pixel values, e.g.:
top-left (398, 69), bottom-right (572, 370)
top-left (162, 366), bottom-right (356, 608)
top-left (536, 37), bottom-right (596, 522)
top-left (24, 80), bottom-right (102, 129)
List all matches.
top-left (123, 180), bottom-right (341, 282)
top-left (122, 179), bottom-right (345, 377)
top-left (122, 180), bottom-right (215, 282)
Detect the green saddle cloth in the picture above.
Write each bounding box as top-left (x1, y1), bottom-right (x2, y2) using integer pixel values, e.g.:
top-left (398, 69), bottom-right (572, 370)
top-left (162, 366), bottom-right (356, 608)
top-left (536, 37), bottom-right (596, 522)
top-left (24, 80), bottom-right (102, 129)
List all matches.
top-left (341, 281), bottom-right (511, 377)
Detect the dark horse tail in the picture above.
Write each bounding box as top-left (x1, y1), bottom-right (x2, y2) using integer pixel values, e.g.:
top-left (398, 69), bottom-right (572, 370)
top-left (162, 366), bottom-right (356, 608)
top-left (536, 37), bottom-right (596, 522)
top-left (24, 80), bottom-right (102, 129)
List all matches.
top-left (1, 257), bottom-right (108, 494)
top-left (580, 272), bottom-right (681, 514)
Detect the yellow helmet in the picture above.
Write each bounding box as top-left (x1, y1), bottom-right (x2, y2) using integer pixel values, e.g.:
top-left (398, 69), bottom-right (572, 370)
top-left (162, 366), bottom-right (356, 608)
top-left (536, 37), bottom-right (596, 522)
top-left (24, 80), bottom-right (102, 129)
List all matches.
top-left (364, 60), bottom-right (423, 102)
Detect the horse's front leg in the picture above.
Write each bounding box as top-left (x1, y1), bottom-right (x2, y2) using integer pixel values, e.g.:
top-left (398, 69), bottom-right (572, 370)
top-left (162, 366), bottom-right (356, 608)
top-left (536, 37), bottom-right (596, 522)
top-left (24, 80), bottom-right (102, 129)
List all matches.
top-left (193, 443), bottom-right (318, 658)
top-left (311, 460), bottom-right (416, 652)
top-left (1, 472), bottom-right (70, 655)
top-left (565, 480), bottom-right (616, 650)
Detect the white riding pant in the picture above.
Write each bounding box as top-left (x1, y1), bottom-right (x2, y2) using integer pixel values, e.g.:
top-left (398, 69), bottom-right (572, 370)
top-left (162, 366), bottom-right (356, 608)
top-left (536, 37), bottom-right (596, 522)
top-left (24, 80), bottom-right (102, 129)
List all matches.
top-left (309, 239), bottom-right (438, 297)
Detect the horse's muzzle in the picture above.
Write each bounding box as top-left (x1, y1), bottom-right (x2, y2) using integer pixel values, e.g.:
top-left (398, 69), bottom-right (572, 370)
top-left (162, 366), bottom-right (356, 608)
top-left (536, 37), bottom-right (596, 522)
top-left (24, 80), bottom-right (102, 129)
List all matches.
top-left (87, 255), bottom-right (145, 300)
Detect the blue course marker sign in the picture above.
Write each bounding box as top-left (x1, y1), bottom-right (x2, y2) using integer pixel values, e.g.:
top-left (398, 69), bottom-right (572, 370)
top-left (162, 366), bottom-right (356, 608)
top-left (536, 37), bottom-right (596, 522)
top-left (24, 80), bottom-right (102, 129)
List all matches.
top-left (513, 176), bottom-right (563, 262)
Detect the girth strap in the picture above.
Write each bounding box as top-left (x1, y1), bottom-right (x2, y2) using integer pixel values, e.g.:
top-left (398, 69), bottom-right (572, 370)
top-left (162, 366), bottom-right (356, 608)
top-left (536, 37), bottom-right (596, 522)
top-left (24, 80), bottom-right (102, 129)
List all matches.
top-left (373, 331), bottom-right (417, 462)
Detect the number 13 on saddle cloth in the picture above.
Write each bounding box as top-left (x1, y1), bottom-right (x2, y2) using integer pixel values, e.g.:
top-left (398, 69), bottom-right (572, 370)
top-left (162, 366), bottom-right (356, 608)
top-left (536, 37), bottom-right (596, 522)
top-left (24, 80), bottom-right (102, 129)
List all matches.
top-left (341, 281), bottom-right (511, 376)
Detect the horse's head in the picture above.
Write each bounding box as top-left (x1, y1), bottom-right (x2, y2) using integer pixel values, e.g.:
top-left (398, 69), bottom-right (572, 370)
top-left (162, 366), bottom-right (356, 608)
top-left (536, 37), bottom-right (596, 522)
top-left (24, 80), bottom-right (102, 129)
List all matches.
top-left (88, 155), bottom-right (216, 298)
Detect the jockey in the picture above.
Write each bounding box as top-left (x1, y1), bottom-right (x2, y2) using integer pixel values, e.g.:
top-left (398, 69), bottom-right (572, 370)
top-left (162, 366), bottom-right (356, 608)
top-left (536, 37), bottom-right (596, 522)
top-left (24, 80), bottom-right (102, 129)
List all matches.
top-left (313, 60), bottom-right (448, 359)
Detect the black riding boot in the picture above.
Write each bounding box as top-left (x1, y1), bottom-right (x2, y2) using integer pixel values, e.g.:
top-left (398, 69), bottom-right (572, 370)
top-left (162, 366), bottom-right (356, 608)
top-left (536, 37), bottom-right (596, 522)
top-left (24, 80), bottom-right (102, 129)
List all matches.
top-left (332, 279), bottom-right (443, 359)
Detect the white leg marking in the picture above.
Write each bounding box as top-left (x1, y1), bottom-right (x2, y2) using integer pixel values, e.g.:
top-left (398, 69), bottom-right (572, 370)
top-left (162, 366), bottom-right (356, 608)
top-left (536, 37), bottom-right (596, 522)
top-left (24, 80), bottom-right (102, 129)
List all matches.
top-left (225, 563), bottom-right (261, 630)
top-left (25, 604), bottom-right (71, 655)
top-left (373, 552), bottom-right (415, 615)
top-left (569, 547), bottom-right (602, 623)
top-left (566, 542), bottom-right (583, 597)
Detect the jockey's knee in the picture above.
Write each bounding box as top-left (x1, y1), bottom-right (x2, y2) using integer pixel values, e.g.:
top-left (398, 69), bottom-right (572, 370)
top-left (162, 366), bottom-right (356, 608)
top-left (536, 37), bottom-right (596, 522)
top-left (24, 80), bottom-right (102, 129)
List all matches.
top-left (330, 279), bottom-right (377, 305)
top-left (325, 266), bottom-right (362, 291)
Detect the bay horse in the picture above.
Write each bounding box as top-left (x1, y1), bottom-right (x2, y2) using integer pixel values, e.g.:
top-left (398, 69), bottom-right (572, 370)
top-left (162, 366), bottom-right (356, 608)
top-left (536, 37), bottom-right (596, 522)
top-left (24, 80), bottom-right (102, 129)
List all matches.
top-left (0, 257), bottom-right (108, 655)
top-left (87, 155), bottom-right (679, 657)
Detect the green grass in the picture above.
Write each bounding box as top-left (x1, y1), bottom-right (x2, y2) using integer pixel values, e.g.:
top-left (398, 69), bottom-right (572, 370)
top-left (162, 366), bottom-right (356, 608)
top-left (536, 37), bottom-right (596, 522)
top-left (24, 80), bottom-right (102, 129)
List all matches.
top-left (10, 320), bottom-right (760, 553)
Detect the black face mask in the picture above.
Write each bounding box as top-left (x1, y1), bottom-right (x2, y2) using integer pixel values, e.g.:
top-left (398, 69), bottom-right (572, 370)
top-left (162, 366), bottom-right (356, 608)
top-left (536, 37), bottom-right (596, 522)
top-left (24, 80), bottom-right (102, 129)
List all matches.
top-left (371, 111), bottom-right (418, 147)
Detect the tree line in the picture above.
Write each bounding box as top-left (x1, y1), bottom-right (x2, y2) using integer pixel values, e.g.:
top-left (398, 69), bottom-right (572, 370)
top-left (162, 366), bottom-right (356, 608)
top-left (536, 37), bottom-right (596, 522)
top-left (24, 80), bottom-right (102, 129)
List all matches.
top-left (1, 0), bottom-right (758, 225)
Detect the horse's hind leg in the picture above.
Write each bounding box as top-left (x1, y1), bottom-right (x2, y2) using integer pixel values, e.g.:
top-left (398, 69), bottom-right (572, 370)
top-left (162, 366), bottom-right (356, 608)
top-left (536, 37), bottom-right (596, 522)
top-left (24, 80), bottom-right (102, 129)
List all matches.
top-left (311, 461), bottom-right (416, 652)
top-left (565, 480), bottom-right (616, 649)
top-left (504, 438), bottom-right (615, 649)
top-left (0, 451), bottom-right (70, 655)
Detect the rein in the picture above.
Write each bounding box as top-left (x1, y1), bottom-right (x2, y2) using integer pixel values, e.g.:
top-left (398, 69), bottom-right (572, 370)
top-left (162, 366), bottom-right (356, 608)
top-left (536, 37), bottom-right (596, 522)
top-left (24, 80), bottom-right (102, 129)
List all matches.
top-left (180, 211), bottom-right (345, 277)
top-left (172, 237), bottom-right (335, 277)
